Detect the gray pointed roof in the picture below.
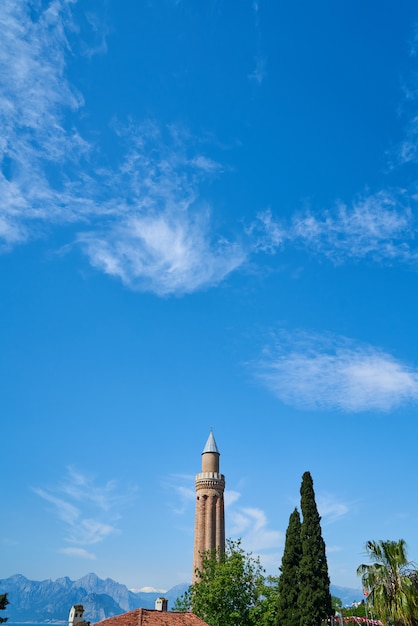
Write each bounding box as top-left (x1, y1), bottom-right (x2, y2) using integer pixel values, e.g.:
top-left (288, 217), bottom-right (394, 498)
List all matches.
top-left (202, 429), bottom-right (219, 454)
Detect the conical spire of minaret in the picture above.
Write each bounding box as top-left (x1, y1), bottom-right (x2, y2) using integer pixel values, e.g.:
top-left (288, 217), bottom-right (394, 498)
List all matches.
top-left (193, 430), bottom-right (225, 583)
top-left (202, 428), bottom-right (219, 454)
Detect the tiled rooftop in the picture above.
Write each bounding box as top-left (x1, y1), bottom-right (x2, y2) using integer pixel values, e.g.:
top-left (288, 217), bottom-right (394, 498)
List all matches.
top-left (93, 608), bottom-right (209, 626)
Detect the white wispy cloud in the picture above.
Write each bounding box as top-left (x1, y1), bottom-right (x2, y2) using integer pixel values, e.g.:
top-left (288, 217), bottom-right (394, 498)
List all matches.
top-left (3, 0), bottom-right (418, 294)
top-left (164, 473), bottom-right (195, 515)
top-left (325, 545), bottom-right (342, 554)
top-left (0, 0), bottom-right (88, 246)
top-left (225, 491), bottom-right (283, 564)
top-left (392, 28), bottom-right (418, 164)
top-left (247, 208), bottom-right (285, 253)
top-left (249, 56), bottom-right (267, 85)
top-left (81, 10), bottom-right (110, 58)
top-left (248, 1), bottom-right (267, 85)
top-left (0, 1), bottom-right (246, 294)
top-left (67, 519), bottom-right (117, 545)
top-left (191, 155), bottom-right (224, 173)
top-left (255, 331), bottom-right (418, 412)
top-left (78, 121), bottom-right (246, 295)
top-left (317, 494), bottom-right (349, 524)
top-left (34, 466), bottom-right (136, 553)
top-left (58, 466), bottom-right (134, 511)
top-left (252, 191), bottom-right (418, 266)
top-left (224, 490), bottom-right (241, 507)
top-left (291, 192), bottom-right (417, 263)
top-left (227, 504), bottom-right (284, 572)
top-left (33, 489), bottom-right (80, 526)
top-left (59, 547), bottom-right (97, 560)
top-left (246, 28), bottom-right (418, 269)
top-left (396, 111), bottom-right (418, 164)
top-left (229, 507), bottom-right (283, 552)
top-left (79, 209), bottom-right (245, 296)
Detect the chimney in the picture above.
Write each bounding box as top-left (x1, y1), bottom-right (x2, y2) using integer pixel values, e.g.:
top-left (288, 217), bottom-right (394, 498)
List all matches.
top-left (155, 598), bottom-right (168, 612)
top-left (68, 605), bottom-right (90, 626)
top-left (69, 606), bottom-right (84, 626)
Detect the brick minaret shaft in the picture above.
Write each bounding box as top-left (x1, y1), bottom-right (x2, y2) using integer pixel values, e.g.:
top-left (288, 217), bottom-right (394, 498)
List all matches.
top-left (192, 430), bottom-right (225, 583)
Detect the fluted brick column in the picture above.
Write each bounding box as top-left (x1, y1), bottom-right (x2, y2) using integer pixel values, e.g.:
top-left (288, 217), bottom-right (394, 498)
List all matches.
top-left (192, 431), bottom-right (225, 583)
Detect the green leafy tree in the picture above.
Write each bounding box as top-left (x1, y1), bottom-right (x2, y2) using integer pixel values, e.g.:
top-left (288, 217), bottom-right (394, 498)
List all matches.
top-left (357, 539), bottom-right (418, 626)
top-left (276, 508), bottom-right (302, 626)
top-left (174, 539), bottom-right (271, 626)
top-left (0, 593), bottom-right (9, 624)
top-left (250, 575), bottom-right (280, 626)
top-left (298, 471), bottom-right (332, 626)
top-left (174, 586), bottom-right (192, 613)
top-left (341, 601), bottom-right (367, 620)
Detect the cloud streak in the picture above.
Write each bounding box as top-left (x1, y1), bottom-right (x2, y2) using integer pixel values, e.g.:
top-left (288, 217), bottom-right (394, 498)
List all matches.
top-left (34, 466), bottom-right (136, 555)
top-left (255, 331), bottom-right (418, 412)
top-left (0, 1), bottom-right (246, 294)
top-left (227, 503), bottom-right (284, 572)
top-left (80, 211), bottom-right (245, 296)
top-left (228, 506), bottom-right (283, 552)
top-left (0, 0), bottom-right (89, 246)
top-left (251, 191), bottom-right (418, 266)
top-left (78, 121), bottom-right (246, 295)
top-left (317, 495), bottom-right (349, 524)
top-left (291, 192), bottom-right (417, 264)
top-left (3, 0), bottom-right (418, 297)
top-left (164, 473), bottom-right (195, 515)
top-left (248, 1), bottom-right (267, 85)
top-left (59, 547), bottom-right (97, 560)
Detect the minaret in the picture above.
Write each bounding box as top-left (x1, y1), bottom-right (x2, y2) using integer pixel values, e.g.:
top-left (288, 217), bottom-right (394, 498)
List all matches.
top-left (192, 429), bottom-right (225, 583)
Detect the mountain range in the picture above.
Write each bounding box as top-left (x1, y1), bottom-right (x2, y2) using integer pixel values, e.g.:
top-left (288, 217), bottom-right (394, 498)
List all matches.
top-left (0, 573), bottom-right (363, 623)
top-left (0, 573), bottom-right (188, 623)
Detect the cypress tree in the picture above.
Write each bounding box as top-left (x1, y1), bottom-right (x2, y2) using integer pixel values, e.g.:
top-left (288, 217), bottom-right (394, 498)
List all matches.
top-left (298, 471), bottom-right (332, 626)
top-left (276, 508), bottom-right (302, 626)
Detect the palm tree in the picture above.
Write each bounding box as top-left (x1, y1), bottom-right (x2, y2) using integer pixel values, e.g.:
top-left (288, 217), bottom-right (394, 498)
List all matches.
top-left (357, 539), bottom-right (418, 626)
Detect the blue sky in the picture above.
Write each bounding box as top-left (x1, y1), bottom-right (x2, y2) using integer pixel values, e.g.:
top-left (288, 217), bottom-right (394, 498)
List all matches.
top-left (2, 0), bottom-right (418, 594)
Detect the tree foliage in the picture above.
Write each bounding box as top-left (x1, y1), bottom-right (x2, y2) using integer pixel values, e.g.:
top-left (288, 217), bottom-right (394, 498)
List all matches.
top-left (276, 508), bottom-right (302, 626)
top-left (0, 594), bottom-right (8, 624)
top-left (341, 601), bottom-right (367, 620)
top-left (357, 539), bottom-right (418, 626)
top-left (298, 471), bottom-right (333, 626)
top-left (175, 471), bottom-right (335, 626)
top-left (174, 539), bottom-right (276, 626)
top-left (250, 575), bottom-right (280, 626)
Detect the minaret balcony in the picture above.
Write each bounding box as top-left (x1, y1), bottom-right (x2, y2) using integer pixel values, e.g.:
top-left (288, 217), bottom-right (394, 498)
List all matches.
top-left (195, 471), bottom-right (225, 481)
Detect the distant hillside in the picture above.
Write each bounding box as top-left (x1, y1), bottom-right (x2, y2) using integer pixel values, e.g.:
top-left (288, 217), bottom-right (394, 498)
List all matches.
top-left (0, 574), bottom-right (189, 623)
top-left (330, 584), bottom-right (363, 607)
top-left (0, 573), bottom-right (362, 622)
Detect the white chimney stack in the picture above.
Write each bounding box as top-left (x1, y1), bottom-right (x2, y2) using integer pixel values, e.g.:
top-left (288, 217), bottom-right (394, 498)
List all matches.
top-left (69, 605), bottom-right (89, 626)
top-left (155, 597), bottom-right (168, 612)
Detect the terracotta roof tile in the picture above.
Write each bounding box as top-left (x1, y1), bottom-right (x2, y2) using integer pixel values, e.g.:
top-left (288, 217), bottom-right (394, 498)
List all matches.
top-left (93, 608), bottom-right (209, 626)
